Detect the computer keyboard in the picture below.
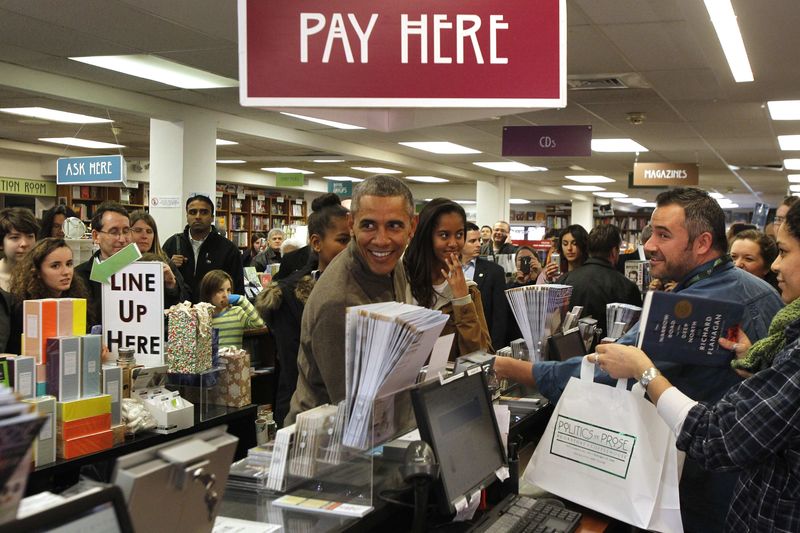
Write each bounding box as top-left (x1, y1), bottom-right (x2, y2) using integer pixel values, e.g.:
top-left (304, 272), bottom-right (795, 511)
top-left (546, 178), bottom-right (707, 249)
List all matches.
top-left (470, 494), bottom-right (581, 533)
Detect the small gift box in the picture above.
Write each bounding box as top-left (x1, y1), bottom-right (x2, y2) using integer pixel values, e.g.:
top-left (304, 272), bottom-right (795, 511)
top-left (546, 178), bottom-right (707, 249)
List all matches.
top-left (215, 348), bottom-right (251, 408)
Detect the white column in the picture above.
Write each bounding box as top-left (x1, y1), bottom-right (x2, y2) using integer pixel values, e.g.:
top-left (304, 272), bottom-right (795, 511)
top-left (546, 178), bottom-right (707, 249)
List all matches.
top-left (149, 116), bottom-right (217, 240)
top-left (476, 178), bottom-right (510, 226)
top-left (571, 199), bottom-right (594, 231)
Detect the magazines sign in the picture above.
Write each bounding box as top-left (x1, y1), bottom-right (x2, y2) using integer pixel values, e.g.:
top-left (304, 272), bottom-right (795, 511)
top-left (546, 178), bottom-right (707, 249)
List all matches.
top-left (238, 0), bottom-right (566, 107)
top-left (631, 163), bottom-right (699, 187)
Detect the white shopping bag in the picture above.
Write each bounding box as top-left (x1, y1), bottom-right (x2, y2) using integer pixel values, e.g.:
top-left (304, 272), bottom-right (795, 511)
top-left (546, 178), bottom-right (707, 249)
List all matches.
top-left (523, 358), bottom-right (683, 533)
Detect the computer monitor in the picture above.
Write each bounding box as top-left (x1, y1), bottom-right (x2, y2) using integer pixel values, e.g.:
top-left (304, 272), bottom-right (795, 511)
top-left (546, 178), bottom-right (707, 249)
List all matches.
top-left (0, 486), bottom-right (134, 533)
top-left (547, 327), bottom-right (587, 361)
top-left (112, 425), bottom-right (238, 533)
top-left (410, 369), bottom-right (507, 515)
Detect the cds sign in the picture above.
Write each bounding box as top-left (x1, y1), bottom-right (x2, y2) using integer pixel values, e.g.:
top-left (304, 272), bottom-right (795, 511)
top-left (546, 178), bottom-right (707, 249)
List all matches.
top-left (238, 0), bottom-right (565, 107)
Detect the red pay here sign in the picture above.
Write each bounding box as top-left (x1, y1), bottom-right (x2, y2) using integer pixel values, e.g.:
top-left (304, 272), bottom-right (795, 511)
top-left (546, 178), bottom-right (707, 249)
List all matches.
top-left (238, 0), bottom-right (565, 108)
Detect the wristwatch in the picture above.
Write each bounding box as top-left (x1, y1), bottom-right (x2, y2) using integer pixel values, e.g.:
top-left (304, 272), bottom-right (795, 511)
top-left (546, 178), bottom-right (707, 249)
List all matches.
top-left (639, 367), bottom-right (660, 388)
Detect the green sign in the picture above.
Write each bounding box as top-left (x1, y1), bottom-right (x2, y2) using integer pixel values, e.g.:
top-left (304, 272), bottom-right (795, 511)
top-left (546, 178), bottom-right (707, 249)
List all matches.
top-left (90, 243), bottom-right (142, 284)
top-left (0, 176), bottom-right (57, 197)
top-left (327, 181), bottom-right (353, 197)
top-left (276, 173), bottom-right (304, 187)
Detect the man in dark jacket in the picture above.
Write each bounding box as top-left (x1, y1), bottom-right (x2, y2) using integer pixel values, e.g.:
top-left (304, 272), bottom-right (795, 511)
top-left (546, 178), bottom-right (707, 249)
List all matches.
top-left (462, 223), bottom-right (509, 349)
top-left (163, 194), bottom-right (244, 303)
top-left (561, 224), bottom-right (642, 336)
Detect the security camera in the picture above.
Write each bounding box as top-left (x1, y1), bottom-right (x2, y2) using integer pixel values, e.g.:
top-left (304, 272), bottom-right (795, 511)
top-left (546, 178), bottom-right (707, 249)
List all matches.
top-left (626, 112), bottom-right (646, 125)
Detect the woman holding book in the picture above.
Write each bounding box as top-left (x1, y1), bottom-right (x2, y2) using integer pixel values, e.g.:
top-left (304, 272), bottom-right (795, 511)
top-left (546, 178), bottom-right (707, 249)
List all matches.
top-left (256, 193), bottom-right (350, 427)
top-left (593, 201), bottom-right (800, 531)
top-left (729, 229), bottom-right (779, 291)
top-left (403, 198), bottom-right (491, 359)
top-left (539, 224), bottom-right (589, 283)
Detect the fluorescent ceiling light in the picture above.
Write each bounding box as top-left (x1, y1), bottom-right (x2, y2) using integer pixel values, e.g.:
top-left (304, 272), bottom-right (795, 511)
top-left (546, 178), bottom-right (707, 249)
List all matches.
top-left (216, 160), bottom-right (245, 164)
top-left (70, 55), bottom-right (238, 89)
top-left (768, 100), bottom-right (800, 120)
top-left (591, 139), bottom-right (648, 152)
top-left (593, 192), bottom-right (629, 198)
top-left (614, 197), bottom-right (647, 204)
top-left (456, 200), bottom-right (476, 205)
top-left (634, 201), bottom-right (658, 208)
top-left (565, 175), bottom-right (615, 184)
top-left (39, 137), bottom-right (124, 149)
top-left (399, 141), bottom-right (481, 154)
top-left (778, 135), bottom-right (800, 150)
top-left (322, 176), bottom-right (364, 182)
top-left (351, 166), bottom-right (401, 174)
top-left (728, 164), bottom-right (740, 171)
top-left (790, 185), bottom-right (800, 193)
top-left (216, 139), bottom-right (238, 146)
top-left (261, 167), bottom-right (314, 175)
top-left (509, 199), bottom-right (531, 205)
top-left (784, 159), bottom-right (800, 170)
top-left (562, 185), bottom-right (605, 192)
top-left (718, 201), bottom-right (740, 208)
top-left (0, 107), bottom-right (112, 124)
top-left (709, 192), bottom-right (725, 199)
top-left (405, 176), bottom-right (449, 183)
top-left (788, 175), bottom-right (800, 183)
top-left (313, 159), bottom-right (345, 163)
top-left (473, 162), bottom-right (547, 172)
top-left (280, 112), bottom-right (364, 130)
top-left (703, 0), bottom-right (754, 83)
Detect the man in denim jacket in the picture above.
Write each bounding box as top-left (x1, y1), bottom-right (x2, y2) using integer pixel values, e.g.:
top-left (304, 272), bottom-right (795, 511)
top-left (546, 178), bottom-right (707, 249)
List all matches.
top-left (495, 188), bottom-right (783, 533)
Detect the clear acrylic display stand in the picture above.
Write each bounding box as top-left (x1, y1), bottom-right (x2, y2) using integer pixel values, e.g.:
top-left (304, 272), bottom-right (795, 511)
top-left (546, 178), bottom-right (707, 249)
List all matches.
top-left (268, 388), bottom-right (417, 518)
top-left (167, 367), bottom-right (227, 422)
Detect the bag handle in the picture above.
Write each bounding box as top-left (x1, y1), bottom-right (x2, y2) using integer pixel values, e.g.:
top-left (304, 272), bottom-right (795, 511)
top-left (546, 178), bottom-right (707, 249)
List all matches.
top-left (581, 355), bottom-right (628, 390)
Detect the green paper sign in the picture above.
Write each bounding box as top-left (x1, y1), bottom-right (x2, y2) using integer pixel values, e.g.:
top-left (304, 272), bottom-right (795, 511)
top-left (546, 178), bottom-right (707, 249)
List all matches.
top-left (0, 176), bottom-right (57, 197)
top-left (276, 173), bottom-right (304, 187)
top-left (90, 243), bottom-right (142, 284)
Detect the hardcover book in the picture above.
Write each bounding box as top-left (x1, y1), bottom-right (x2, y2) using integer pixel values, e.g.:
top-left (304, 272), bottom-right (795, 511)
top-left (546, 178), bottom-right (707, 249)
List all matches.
top-left (636, 291), bottom-right (743, 366)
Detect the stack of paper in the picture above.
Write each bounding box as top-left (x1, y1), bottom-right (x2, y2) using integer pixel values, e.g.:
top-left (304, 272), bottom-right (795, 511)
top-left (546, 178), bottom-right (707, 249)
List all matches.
top-left (0, 384), bottom-right (47, 524)
top-left (343, 302), bottom-right (449, 450)
top-left (606, 303), bottom-right (642, 339)
top-left (265, 425), bottom-right (296, 492)
top-left (505, 284), bottom-right (573, 361)
top-left (289, 404), bottom-right (339, 479)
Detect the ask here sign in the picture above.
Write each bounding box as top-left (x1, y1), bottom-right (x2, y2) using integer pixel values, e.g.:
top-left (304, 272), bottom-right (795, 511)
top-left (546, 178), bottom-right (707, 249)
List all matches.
top-left (239, 0), bottom-right (565, 107)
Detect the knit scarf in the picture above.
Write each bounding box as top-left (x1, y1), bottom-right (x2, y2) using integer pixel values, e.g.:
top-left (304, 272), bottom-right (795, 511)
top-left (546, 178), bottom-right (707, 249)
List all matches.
top-left (732, 296), bottom-right (800, 373)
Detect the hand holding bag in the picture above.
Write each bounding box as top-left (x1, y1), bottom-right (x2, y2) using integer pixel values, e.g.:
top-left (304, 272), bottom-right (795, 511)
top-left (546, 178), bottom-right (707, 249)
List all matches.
top-left (523, 358), bottom-right (683, 533)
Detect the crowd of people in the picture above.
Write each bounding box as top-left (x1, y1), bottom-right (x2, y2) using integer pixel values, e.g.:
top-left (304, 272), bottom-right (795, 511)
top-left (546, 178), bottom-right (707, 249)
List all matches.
top-left (1, 179), bottom-right (795, 531)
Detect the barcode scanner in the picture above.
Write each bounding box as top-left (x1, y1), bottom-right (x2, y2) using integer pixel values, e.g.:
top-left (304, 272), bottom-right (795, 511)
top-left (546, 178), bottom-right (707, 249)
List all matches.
top-left (401, 441), bottom-right (439, 533)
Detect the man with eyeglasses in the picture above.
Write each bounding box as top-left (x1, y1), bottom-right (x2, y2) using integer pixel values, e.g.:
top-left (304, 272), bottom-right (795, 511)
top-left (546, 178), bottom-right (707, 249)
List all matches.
top-left (75, 202), bottom-right (134, 327)
top-left (163, 194), bottom-right (244, 303)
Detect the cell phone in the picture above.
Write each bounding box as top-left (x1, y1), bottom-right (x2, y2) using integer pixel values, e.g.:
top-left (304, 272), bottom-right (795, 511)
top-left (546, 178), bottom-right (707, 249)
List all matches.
top-left (520, 256), bottom-right (532, 274)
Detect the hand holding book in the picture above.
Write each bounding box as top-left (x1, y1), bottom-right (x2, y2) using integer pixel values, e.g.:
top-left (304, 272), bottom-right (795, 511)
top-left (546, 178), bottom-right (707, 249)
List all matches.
top-left (719, 329), bottom-right (754, 379)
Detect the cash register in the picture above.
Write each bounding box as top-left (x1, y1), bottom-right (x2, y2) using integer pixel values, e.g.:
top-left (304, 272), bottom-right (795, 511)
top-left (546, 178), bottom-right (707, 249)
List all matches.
top-left (410, 369), bottom-right (581, 533)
